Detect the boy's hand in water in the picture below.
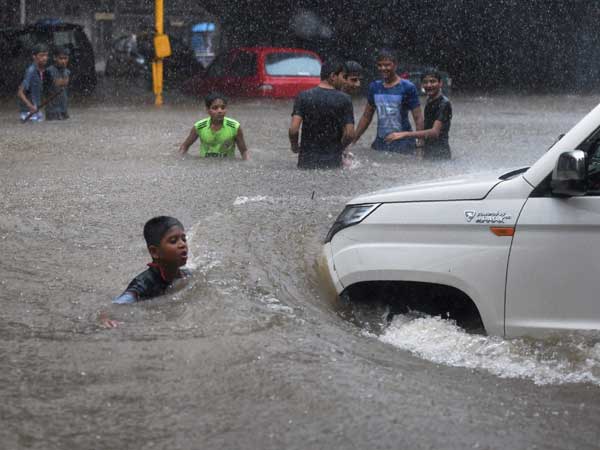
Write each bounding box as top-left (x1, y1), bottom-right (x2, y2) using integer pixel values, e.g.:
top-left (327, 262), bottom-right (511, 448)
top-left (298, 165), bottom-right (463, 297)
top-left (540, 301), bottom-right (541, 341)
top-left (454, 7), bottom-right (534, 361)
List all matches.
top-left (99, 312), bottom-right (121, 329)
top-left (342, 150), bottom-right (354, 169)
top-left (385, 132), bottom-right (409, 142)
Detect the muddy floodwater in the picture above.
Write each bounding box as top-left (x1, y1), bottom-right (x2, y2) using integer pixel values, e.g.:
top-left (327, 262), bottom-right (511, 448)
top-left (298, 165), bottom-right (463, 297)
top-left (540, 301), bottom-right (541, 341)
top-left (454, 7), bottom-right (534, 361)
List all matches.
top-left (2, 82), bottom-right (600, 449)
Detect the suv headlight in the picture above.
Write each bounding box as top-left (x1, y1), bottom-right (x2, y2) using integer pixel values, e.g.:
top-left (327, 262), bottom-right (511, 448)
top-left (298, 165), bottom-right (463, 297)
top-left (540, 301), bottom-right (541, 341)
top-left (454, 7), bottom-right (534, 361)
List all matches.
top-left (324, 203), bottom-right (380, 243)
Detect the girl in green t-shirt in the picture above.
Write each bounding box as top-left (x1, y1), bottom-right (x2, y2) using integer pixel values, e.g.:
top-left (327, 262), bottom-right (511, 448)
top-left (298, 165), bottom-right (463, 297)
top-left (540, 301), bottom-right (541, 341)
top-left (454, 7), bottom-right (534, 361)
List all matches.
top-left (179, 92), bottom-right (249, 160)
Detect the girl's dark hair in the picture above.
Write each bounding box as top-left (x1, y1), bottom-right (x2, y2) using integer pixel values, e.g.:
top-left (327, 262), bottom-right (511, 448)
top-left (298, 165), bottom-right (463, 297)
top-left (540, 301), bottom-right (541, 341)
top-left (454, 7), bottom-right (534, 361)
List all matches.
top-left (205, 92), bottom-right (228, 108)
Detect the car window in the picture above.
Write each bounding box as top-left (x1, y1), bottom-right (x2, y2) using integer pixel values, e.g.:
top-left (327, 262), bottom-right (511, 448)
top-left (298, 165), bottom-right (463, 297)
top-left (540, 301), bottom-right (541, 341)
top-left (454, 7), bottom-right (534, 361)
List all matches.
top-left (265, 53), bottom-right (321, 77)
top-left (581, 135), bottom-right (600, 194)
top-left (229, 52), bottom-right (257, 77)
top-left (587, 144), bottom-right (600, 184)
top-left (16, 31), bottom-right (48, 53)
top-left (53, 29), bottom-right (79, 49)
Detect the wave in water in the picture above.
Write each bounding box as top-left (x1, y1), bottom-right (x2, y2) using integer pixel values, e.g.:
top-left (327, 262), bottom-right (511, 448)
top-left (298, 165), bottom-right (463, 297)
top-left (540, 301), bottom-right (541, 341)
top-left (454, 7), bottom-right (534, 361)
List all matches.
top-left (376, 314), bottom-right (600, 386)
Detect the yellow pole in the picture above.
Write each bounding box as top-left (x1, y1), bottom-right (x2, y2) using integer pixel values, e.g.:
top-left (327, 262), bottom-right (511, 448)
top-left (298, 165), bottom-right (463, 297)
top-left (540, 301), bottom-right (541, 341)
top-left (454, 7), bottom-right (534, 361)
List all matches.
top-left (153, 0), bottom-right (164, 106)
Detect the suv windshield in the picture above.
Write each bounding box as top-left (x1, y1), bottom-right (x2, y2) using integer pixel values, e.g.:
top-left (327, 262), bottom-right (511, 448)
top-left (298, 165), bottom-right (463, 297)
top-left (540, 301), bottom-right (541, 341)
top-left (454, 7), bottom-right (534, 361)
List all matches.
top-left (52, 29), bottom-right (80, 48)
top-left (265, 53), bottom-right (320, 77)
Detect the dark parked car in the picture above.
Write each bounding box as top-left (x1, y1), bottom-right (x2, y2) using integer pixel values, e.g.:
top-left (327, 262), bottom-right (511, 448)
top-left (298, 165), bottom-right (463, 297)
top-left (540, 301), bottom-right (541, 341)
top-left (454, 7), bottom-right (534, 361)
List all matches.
top-left (105, 33), bottom-right (201, 87)
top-left (0, 20), bottom-right (96, 94)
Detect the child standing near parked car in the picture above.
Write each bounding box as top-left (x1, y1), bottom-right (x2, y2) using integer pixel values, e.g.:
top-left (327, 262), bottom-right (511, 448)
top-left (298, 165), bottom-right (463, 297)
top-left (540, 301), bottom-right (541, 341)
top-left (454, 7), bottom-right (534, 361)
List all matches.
top-left (17, 43), bottom-right (49, 122)
top-left (178, 92), bottom-right (249, 160)
top-left (45, 46), bottom-right (71, 120)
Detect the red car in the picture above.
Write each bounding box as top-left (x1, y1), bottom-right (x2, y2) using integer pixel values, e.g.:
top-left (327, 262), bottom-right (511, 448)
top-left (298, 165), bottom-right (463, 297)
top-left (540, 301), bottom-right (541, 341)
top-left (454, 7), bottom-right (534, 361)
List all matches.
top-left (182, 47), bottom-right (322, 99)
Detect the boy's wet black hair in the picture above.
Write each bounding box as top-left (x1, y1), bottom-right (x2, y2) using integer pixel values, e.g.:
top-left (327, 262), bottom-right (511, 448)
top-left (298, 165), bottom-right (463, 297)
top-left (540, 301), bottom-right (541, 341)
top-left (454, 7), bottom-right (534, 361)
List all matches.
top-left (375, 49), bottom-right (397, 64)
top-left (31, 43), bottom-right (49, 55)
top-left (320, 59), bottom-right (347, 80)
top-left (421, 68), bottom-right (442, 81)
top-left (54, 46), bottom-right (70, 57)
top-left (205, 92), bottom-right (228, 108)
top-left (345, 60), bottom-right (363, 75)
top-left (143, 216), bottom-right (184, 247)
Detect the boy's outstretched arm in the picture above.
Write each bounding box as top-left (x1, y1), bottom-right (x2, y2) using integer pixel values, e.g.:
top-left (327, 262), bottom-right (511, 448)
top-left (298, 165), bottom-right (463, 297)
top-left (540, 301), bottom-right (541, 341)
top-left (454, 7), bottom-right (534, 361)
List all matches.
top-left (289, 115), bottom-right (302, 154)
top-left (235, 127), bottom-right (249, 160)
top-left (411, 106), bottom-right (424, 132)
top-left (385, 120), bottom-right (443, 142)
top-left (178, 127), bottom-right (198, 154)
top-left (353, 103), bottom-right (375, 144)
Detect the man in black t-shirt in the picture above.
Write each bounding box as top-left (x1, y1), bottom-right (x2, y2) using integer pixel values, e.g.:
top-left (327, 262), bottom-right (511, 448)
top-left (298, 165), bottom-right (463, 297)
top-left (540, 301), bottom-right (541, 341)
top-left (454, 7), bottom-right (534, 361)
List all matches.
top-left (289, 60), bottom-right (355, 169)
top-left (385, 68), bottom-right (452, 159)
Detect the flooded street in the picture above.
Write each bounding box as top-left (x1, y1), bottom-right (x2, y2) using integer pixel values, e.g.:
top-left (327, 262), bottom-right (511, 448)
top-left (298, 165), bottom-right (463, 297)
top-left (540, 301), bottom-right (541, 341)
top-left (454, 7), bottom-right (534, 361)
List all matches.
top-left (2, 83), bottom-right (600, 449)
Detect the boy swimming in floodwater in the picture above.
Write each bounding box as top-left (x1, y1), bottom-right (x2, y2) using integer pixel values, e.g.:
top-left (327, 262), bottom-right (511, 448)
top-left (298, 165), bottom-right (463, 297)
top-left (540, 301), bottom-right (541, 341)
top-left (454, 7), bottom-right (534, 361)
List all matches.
top-left (113, 216), bottom-right (189, 304)
top-left (178, 92), bottom-right (249, 160)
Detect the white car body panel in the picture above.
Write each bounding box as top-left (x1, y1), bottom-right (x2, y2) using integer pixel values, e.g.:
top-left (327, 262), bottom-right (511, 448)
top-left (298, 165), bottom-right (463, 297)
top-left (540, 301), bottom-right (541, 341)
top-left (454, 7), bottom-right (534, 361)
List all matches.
top-left (350, 172), bottom-right (503, 204)
top-left (329, 194), bottom-right (526, 337)
top-left (505, 195), bottom-right (600, 336)
top-left (323, 104), bottom-right (600, 337)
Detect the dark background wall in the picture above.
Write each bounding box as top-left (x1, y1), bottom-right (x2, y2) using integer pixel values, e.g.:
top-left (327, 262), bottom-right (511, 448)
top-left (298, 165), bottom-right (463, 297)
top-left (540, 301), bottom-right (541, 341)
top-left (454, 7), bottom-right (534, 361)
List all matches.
top-left (220, 0), bottom-right (599, 91)
top-left (2, 0), bottom-right (598, 91)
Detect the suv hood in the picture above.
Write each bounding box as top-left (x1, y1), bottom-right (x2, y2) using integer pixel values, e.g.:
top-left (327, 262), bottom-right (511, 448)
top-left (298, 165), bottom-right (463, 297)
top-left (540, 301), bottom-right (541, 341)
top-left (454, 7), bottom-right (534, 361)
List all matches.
top-left (350, 171), bottom-right (506, 204)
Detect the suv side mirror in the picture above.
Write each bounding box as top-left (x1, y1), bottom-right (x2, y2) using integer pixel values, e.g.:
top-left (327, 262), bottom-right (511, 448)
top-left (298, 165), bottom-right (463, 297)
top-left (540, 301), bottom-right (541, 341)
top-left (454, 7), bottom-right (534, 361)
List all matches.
top-left (551, 150), bottom-right (587, 196)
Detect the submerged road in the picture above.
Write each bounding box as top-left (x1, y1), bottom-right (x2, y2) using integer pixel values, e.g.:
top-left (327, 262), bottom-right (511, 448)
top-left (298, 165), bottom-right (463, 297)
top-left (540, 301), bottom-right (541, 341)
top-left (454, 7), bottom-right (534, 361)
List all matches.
top-left (1, 82), bottom-right (599, 449)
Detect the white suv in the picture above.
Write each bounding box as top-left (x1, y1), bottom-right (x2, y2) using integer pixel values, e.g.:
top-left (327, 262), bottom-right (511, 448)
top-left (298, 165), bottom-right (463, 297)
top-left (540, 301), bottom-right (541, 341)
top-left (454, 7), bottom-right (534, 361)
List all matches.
top-left (323, 103), bottom-right (600, 338)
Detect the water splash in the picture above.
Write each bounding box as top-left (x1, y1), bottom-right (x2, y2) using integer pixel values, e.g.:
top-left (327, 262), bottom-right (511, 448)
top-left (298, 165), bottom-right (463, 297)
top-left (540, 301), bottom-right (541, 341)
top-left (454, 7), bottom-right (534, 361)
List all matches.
top-left (233, 195), bottom-right (272, 205)
top-left (377, 314), bottom-right (600, 385)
